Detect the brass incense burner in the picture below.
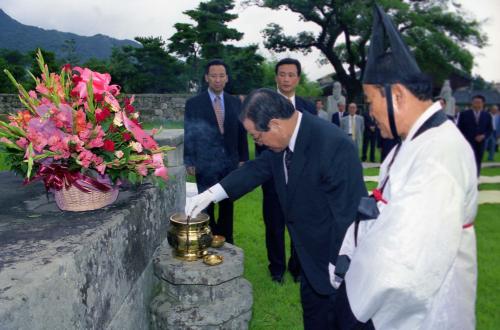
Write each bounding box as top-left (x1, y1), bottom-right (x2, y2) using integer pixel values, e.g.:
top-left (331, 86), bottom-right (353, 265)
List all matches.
top-left (167, 212), bottom-right (213, 261)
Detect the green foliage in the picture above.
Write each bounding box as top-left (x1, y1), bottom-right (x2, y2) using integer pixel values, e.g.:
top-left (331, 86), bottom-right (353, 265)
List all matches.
top-left (168, 0), bottom-right (265, 94)
top-left (0, 49), bottom-right (28, 93)
top-left (61, 39), bottom-right (80, 66)
top-left (250, 0), bottom-right (487, 100)
top-left (109, 37), bottom-right (187, 93)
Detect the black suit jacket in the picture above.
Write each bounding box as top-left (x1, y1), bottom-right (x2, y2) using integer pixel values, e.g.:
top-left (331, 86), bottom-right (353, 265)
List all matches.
top-left (331, 111), bottom-right (348, 126)
top-left (457, 109), bottom-right (493, 145)
top-left (363, 113), bottom-right (377, 137)
top-left (256, 95), bottom-right (315, 155)
top-left (184, 91), bottom-right (249, 191)
top-left (221, 112), bottom-right (367, 295)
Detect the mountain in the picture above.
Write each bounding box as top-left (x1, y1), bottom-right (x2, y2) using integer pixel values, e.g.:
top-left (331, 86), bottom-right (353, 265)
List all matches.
top-left (0, 9), bottom-right (140, 63)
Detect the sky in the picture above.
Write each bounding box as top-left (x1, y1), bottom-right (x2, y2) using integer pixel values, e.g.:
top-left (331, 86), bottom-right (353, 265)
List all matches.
top-left (1, 0), bottom-right (499, 83)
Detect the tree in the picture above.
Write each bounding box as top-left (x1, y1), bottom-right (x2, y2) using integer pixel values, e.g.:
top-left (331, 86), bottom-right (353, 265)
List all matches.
top-left (109, 37), bottom-right (187, 93)
top-left (61, 39), bottom-right (80, 66)
top-left (168, 0), bottom-right (264, 93)
top-left (0, 49), bottom-right (28, 93)
top-left (247, 0), bottom-right (487, 101)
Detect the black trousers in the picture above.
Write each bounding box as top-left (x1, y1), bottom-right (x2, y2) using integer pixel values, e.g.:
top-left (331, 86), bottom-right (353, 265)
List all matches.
top-left (206, 199), bottom-right (234, 244)
top-left (262, 179), bottom-right (301, 277)
top-left (300, 270), bottom-right (337, 330)
top-left (362, 133), bottom-right (376, 162)
top-left (334, 283), bottom-right (375, 330)
top-left (472, 141), bottom-right (485, 176)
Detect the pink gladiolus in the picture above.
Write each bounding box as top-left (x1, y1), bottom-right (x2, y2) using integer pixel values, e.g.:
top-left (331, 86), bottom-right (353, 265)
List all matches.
top-left (154, 166), bottom-right (168, 180)
top-left (71, 67), bottom-right (120, 99)
top-left (96, 163), bottom-right (107, 175)
top-left (16, 137), bottom-right (28, 149)
top-left (129, 141), bottom-right (143, 153)
top-left (77, 149), bottom-right (95, 168)
top-left (137, 163), bottom-right (148, 176)
top-left (152, 153), bottom-right (164, 168)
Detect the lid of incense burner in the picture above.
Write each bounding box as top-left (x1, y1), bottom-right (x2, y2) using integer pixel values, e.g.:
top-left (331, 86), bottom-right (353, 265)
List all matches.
top-left (170, 212), bottom-right (209, 224)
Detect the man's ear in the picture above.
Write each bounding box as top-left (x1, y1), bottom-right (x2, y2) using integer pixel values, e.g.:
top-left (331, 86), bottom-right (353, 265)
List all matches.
top-left (391, 84), bottom-right (406, 110)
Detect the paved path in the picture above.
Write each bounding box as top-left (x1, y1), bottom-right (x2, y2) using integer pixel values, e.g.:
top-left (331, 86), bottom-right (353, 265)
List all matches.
top-left (478, 191), bottom-right (500, 204)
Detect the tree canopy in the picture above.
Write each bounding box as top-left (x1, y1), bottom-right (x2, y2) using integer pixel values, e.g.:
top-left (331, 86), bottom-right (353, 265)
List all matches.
top-left (168, 0), bottom-right (265, 94)
top-left (247, 0), bottom-right (487, 101)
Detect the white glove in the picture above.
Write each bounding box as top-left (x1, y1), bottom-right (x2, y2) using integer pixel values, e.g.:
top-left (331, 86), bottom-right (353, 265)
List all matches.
top-left (329, 262), bottom-right (344, 289)
top-left (185, 189), bottom-right (215, 218)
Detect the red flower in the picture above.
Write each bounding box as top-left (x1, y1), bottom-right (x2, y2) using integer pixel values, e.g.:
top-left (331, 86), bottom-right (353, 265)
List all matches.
top-left (62, 64), bottom-right (72, 72)
top-left (125, 104), bottom-right (135, 113)
top-left (103, 139), bottom-right (115, 152)
top-left (95, 108), bottom-right (111, 123)
top-left (122, 132), bottom-right (132, 141)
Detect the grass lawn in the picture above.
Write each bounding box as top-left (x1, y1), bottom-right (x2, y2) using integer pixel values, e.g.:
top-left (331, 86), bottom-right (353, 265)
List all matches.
top-left (481, 167), bottom-right (500, 177)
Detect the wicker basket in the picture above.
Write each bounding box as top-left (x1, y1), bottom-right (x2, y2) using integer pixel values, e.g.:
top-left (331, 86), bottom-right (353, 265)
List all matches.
top-left (54, 184), bottom-right (119, 212)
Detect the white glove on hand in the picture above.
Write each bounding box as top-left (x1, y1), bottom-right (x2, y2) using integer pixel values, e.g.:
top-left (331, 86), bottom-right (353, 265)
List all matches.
top-left (329, 262), bottom-right (344, 289)
top-left (185, 189), bottom-right (215, 218)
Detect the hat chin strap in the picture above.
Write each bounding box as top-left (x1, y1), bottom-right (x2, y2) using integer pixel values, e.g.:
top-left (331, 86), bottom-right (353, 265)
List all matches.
top-left (384, 84), bottom-right (401, 143)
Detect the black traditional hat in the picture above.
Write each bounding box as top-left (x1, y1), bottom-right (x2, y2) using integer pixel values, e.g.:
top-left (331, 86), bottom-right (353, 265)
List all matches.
top-left (363, 4), bottom-right (421, 84)
top-left (362, 4), bottom-right (423, 142)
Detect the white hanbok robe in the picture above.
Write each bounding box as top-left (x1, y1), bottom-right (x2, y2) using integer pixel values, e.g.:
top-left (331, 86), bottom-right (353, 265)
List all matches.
top-left (337, 102), bottom-right (478, 329)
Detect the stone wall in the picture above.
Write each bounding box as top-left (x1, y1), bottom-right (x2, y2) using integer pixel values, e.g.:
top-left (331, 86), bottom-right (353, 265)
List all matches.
top-left (0, 130), bottom-right (186, 330)
top-left (0, 94), bottom-right (191, 122)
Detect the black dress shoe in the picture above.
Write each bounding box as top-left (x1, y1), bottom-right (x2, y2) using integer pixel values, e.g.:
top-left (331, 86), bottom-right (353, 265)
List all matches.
top-left (271, 275), bottom-right (284, 284)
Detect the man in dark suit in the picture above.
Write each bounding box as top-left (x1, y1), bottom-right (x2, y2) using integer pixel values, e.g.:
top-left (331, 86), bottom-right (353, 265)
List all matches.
top-left (362, 107), bottom-right (377, 162)
top-left (255, 58), bottom-right (316, 284)
top-left (184, 59), bottom-right (249, 244)
top-left (186, 89), bottom-right (366, 329)
top-left (331, 102), bottom-right (347, 126)
top-left (457, 94), bottom-right (493, 175)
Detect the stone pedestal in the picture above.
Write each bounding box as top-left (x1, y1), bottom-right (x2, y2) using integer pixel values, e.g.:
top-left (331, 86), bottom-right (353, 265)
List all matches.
top-left (150, 241), bottom-right (253, 329)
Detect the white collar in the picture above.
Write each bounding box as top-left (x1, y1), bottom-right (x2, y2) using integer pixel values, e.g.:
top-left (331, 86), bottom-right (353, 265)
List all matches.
top-left (404, 101), bottom-right (442, 143)
top-left (208, 88), bottom-right (224, 102)
top-left (277, 89), bottom-right (296, 107)
top-left (288, 111), bottom-right (302, 152)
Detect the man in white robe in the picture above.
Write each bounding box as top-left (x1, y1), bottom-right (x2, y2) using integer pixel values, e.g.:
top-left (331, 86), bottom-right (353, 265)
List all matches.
top-left (332, 5), bottom-right (478, 329)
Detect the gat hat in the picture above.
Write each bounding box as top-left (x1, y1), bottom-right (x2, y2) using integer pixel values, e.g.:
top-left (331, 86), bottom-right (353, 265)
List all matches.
top-left (363, 4), bottom-right (421, 84)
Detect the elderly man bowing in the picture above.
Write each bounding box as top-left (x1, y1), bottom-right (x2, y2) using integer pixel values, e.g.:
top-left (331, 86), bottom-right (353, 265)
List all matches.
top-left (333, 5), bottom-right (478, 330)
top-left (186, 88), bottom-right (366, 329)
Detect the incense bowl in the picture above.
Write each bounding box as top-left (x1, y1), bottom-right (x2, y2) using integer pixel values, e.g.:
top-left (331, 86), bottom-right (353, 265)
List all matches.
top-left (167, 212), bottom-right (213, 261)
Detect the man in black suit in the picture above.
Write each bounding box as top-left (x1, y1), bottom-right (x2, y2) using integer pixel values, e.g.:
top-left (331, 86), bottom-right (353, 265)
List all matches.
top-left (186, 89), bottom-right (366, 329)
top-left (361, 107), bottom-right (377, 162)
top-left (457, 94), bottom-right (493, 176)
top-left (255, 58), bottom-right (316, 284)
top-left (331, 102), bottom-right (347, 126)
top-left (184, 59), bottom-right (249, 244)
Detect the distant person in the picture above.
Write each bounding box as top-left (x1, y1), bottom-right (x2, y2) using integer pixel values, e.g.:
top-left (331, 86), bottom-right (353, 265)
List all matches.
top-left (255, 58), bottom-right (315, 284)
top-left (486, 104), bottom-right (499, 160)
top-left (183, 59), bottom-right (249, 243)
top-left (457, 94), bottom-right (493, 175)
top-left (341, 103), bottom-right (364, 153)
top-left (331, 101), bottom-right (347, 126)
top-left (316, 99), bottom-right (329, 121)
top-left (362, 107), bottom-right (377, 162)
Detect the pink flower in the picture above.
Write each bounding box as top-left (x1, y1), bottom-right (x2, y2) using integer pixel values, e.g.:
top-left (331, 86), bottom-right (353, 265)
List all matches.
top-left (152, 153), bottom-right (164, 168)
top-left (114, 150), bottom-right (124, 159)
top-left (137, 163), bottom-right (148, 176)
top-left (154, 166), bottom-right (168, 180)
top-left (71, 67), bottom-right (120, 99)
top-left (129, 141), bottom-right (143, 153)
top-left (96, 163), bottom-right (107, 175)
top-left (16, 137), bottom-right (28, 149)
top-left (78, 149), bottom-right (94, 168)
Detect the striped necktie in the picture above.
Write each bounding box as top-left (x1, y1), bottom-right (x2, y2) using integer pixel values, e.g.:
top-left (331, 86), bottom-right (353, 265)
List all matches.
top-left (213, 95), bottom-right (224, 134)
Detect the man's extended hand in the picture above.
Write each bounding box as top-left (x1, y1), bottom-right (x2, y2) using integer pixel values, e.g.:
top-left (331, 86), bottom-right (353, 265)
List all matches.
top-left (185, 189), bottom-right (215, 218)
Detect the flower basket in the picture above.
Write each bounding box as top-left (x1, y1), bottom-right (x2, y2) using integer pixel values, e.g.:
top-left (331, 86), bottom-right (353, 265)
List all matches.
top-left (54, 184), bottom-right (119, 212)
top-left (0, 50), bottom-right (174, 212)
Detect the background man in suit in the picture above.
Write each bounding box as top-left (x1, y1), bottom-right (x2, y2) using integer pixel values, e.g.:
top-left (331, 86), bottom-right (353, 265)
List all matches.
top-left (457, 94), bottom-right (493, 175)
top-left (184, 59), bottom-right (249, 244)
top-left (316, 99), bottom-right (329, 121)
top-left (362, 107), bottom-right (377, 162)
top-left (485, 104), bottom-right (498, 160)
top-left (331, 101), bottom-right (347, 126)
top-left (255, 58), bottom-right (316, 284)
top-left (186, 89), bottom-right (366, 329)
top-left (341, 103), bottom-right (365, 155)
